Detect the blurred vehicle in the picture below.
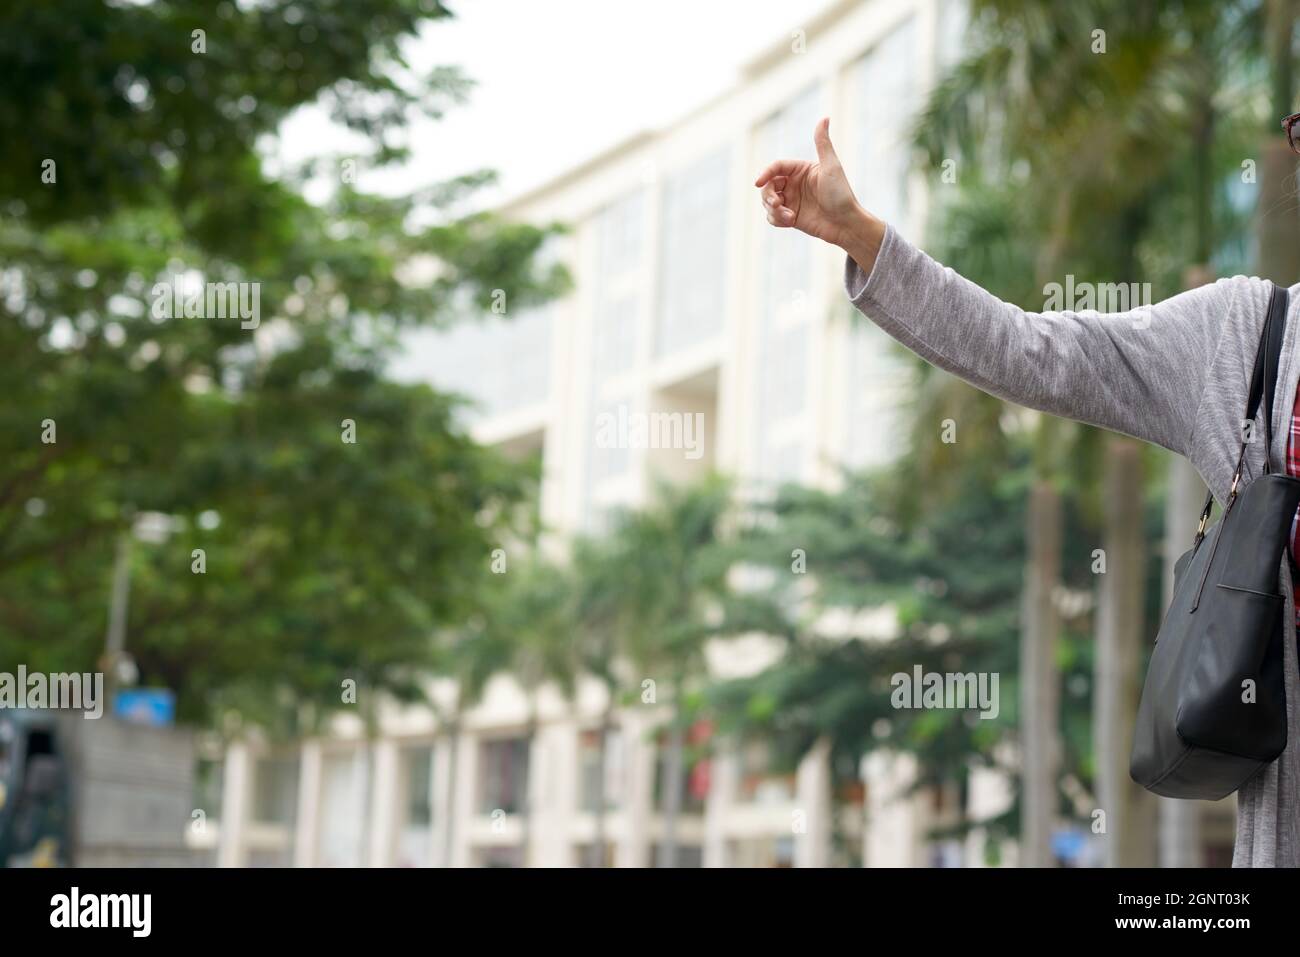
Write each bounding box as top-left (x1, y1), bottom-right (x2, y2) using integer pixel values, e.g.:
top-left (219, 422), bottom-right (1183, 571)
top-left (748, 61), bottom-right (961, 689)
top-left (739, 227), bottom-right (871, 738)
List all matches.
top-left (0, 709), bottom-right (194, 867)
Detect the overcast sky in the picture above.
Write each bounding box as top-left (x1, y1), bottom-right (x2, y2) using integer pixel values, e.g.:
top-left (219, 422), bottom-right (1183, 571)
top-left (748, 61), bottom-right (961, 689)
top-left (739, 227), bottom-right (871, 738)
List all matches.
top-left (277, 0), bottom-right (840, 210)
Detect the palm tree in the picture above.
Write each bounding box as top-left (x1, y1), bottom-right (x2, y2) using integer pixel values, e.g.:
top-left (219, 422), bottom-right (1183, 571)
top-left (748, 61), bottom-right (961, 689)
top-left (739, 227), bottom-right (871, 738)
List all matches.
top-left (430, 616), bottom-right (514, 868)
top-left (568, 532), bottom-right (637, 866)
top-left (914, 0), bottom-right (1280, 866)
top-left (599, 475), bottom-right (733, 867)
top-left (487, 558), bottom-right (578, 866)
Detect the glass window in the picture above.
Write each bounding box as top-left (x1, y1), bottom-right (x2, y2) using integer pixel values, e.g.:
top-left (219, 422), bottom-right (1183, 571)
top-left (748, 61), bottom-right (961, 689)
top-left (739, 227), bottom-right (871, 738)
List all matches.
top-left (656, 148), bottom-right (730, 356)
top-left (593, 291), bottom-right (639, 377)
top-left (478, 737), bottom-right (529, 815)
top-left (477, 846), bottom-right (523, 868)
top-left (252, 754), bottom-right (299, 826)
top-left (589, 395), bottom-right (633, 485)
top-left (403, 746), bottom-right (433, 827)
top-left (652, 722), bottom-right (710, 815)
top-left (194, 757), bottom-right (224, 821)
top-left (753, 85), bottom-right (820, 484)
top-left (649, 844), bottom-right (703, 868)
top-left (842, 22), bottom-right (918, 472)
top-left (407, 292), bottom-right (554, 421)
top-left (736, 741), bottom-right (796, 806)
top-left (578, 726), bottom-right (624, 813)
top-left (575, 842), bottom-right (617, 868)
top-left (850, 18), bottom-right (919, 230)
top-left (393, 744), bottom-right (434, 867)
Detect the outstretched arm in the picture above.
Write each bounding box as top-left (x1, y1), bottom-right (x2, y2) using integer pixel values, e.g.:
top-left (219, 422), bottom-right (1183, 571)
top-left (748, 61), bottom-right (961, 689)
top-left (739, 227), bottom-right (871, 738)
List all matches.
top-left (756, 118), bottom-right (1240, 455)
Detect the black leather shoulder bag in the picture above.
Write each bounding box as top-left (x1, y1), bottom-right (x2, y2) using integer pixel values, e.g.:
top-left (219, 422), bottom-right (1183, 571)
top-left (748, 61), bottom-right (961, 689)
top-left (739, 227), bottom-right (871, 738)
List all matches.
top-left (1131, 282), bottom-right (1300, 800)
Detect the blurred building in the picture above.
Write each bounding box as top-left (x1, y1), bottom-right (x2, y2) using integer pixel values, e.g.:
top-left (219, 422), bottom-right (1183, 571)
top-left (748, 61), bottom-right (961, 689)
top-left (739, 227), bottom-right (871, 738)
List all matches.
top-left (206, 0), bottom-right (1021, 868)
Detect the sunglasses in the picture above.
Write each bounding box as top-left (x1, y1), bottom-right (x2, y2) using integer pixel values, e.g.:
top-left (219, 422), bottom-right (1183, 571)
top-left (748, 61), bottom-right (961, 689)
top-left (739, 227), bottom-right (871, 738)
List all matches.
top-left (1284, 113), bottom-right (1300, 154)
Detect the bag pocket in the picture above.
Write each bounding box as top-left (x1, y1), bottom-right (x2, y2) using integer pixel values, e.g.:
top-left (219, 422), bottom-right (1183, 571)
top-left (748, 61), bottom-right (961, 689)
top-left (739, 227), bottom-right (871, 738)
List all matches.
top-left (1176, 585), bottom-right (1287, 762)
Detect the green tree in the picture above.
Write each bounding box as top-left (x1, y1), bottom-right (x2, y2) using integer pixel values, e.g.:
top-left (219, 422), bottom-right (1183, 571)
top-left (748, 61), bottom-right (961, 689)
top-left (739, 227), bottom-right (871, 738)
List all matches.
top-left (912, 0), bottom-right (1278, 866)
top-left (0, 1), bottom-right (566, 730)
top-left (598, 476), bottom-right (733, 867)
top-left (480, 555), bottom-right (579, 865)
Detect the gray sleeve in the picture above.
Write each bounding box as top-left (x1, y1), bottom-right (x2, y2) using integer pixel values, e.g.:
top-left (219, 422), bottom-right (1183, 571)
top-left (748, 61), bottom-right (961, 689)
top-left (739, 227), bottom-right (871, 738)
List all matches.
top-left (844, 224), bottom-right (1239, 456)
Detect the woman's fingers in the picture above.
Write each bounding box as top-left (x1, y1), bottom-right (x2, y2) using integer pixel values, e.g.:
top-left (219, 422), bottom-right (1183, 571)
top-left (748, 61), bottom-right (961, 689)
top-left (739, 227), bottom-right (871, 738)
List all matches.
top-left (760, 180), bottom-right (794, 226)
top-left (754, 160), bottom-right (801, 188)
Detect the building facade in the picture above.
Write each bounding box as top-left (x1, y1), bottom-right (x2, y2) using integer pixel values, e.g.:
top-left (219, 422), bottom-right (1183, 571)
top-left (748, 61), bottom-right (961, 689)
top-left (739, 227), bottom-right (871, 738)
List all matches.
top-left (206, 0), bottom-right (1016, 868)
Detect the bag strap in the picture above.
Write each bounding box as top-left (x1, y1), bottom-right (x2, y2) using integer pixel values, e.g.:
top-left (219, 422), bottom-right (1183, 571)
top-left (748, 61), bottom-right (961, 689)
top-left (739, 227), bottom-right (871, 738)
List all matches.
top-left (1246, 281), bottom-right (1288, 471)
top-left (1193, 282), bottom-right (1288, 544)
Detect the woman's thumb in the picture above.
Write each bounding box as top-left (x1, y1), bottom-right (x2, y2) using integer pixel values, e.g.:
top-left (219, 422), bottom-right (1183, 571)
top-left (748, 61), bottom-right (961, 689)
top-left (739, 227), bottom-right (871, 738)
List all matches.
top-left (813, 117), bottom-right (837, 165)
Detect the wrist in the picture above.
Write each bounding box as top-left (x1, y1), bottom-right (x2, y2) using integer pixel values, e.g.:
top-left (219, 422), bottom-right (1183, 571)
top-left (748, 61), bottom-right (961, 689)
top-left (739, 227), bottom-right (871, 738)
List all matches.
top-left (835, 204), bottom-right (886, 275)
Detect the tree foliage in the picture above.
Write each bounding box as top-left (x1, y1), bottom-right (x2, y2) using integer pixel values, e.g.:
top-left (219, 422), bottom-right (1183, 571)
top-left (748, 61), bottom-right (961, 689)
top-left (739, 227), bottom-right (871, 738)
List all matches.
top-left (0, 0), bottom-right (565, 728)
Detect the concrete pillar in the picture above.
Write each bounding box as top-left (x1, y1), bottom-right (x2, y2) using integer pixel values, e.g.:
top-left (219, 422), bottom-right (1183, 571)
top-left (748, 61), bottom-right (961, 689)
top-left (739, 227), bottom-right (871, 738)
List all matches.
top-left (450, 728), bottom-right (476, 867)
top-left (618, 708), bottom-right (655, 868)
top-left (292, 740), bottom-right (323, 868)
top-left (431, 738), bottom-right (453, 867)
top-left (794, 738), bottom-right (832, 867)
top-left (529, 720), bottom-right (576, 866)
top-left (703, 747), bottom-right (738, 867)
top-left (367, 738), bottom-right (399, 867)
top-left (216, 741), bottom-right (252, 868)
top-left (863, 751), bottom-right (919, 867)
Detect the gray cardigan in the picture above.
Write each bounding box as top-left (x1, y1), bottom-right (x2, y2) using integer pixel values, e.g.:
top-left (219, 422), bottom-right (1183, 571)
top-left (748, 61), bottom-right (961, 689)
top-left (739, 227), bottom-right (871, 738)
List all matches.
top-left (845, 223), bottom-right (1299, 867)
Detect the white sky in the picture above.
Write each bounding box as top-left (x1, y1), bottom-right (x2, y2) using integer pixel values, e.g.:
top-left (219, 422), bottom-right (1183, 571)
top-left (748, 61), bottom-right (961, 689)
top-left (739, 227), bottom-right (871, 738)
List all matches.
top-left (276, 0), bottom-right (840, 210)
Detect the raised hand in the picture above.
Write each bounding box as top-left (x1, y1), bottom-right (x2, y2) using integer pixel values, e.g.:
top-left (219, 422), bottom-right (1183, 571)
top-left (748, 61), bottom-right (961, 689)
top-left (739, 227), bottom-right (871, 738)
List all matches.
top-left (754, 117), bottom-right (884, 272)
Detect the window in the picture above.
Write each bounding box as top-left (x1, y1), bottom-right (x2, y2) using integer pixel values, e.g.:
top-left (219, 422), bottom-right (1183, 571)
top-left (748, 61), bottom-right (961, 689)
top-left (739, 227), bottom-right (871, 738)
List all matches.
top-left (649, 844), bottom-right (703, 868)
top-left (728, 837), bottom-right (794, 868)
top-left (656, 148), bottom-right (729, 356)
top-left (393, 745), bottom-right (434, 867)
top-left (588, 395), bottom-right (633, 486)
top-left (753, 85), bottom-right (820, 484)
top-left (478, 737), bottom-right (529, 815)
top-left (736, 742), bottom-right (795, 806)
top-left (593, 191), bottom-right (645, 378)
top-left (578, 726), bottom-right (624, 813)
top-left (842, 23), bottom-right (918, 473)
top-left (652, 722), bottom-right (711, 815)
top-left (403, 746), bottom-right (433, 826)
top-left (850, 19), bottom-right (919, 229)
top-left (575, 842), bottom-right (617, 868)
top-left (477, 846), bottom-right (523, 868)
top-left (412, 297), bottom-right (553, 421)
top-left (194, 757), bottom-right (224, 821)
top-left (252, 754), bottom-right (299, 826)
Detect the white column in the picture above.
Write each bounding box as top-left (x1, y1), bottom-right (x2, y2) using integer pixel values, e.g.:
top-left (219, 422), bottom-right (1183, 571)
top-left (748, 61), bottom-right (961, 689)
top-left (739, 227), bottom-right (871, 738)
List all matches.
top-left (292, 740), bottom-right (323, 868)
top-left (216, 741), bottom-right (252, 868)
top-left (795, 738), bottom-right (832, 867)
top-left (450, 729), bottom-right (476, 867)
top-left (368, 738), bottom-right (400, 867)
top-left (617, 708), bottom-right (655, 868)
top-left (702, 747), bottom-right (738, 867)
top-left (862, 751), bottom-right (920, 867)
top-left (430, 738), bottom-right (453, 867)
top-left (529, 719), bottom-right (577, 866)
